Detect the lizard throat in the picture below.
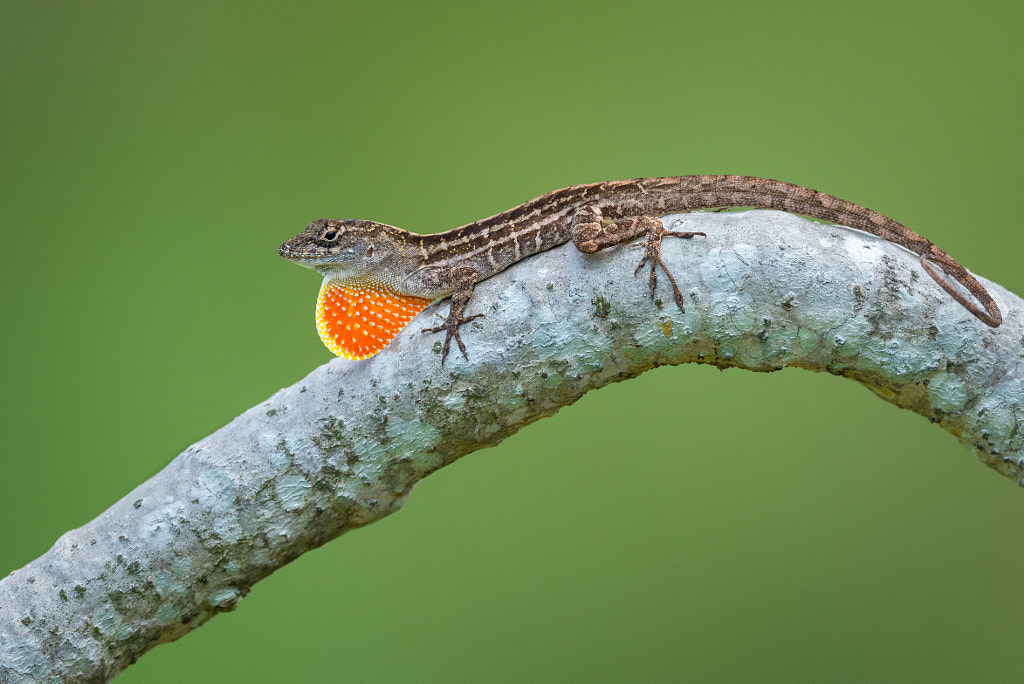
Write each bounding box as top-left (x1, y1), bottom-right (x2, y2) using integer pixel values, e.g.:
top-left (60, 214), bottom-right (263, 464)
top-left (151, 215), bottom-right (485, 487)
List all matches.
top-left (315, 278), bottom-right (431, 359)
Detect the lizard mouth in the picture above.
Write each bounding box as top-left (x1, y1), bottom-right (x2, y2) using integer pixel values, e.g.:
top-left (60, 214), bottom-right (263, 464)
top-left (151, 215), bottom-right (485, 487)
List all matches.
top-left (278, 241), bottom-right (317, 260)
top-left (278, 241), bottom-right (323, 265)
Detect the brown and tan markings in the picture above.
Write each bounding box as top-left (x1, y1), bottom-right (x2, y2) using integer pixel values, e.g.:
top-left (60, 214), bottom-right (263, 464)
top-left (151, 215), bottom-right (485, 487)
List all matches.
top-left (279, 175), bottom-right (1001, 362)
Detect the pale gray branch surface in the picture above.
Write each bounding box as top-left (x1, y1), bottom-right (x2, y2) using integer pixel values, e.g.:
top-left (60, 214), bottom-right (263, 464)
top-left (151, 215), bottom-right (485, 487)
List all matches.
top-left (2, 211), bottom-right (1021, 682)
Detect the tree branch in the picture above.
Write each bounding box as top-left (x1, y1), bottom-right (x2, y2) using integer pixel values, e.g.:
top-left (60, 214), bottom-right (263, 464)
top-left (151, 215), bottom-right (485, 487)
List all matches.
top-left (2, 210), bottom-right (1021, 682)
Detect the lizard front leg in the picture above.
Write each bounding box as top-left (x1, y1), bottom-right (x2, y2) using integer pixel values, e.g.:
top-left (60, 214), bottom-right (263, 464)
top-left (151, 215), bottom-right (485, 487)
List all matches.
top-left (571, 205), bottom-right (705, 311)
top-left (421, 266), bottom-right (485, 364)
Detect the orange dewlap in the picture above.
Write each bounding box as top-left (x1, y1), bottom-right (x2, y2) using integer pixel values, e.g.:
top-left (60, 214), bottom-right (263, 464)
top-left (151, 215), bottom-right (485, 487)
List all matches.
top-left (315, 279), bottom-right (432, 359)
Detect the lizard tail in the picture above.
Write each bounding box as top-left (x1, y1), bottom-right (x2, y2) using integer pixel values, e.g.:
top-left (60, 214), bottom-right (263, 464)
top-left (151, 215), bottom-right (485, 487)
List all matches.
top-left (919, 250), bottom-right (1002, 327)
top-left (640, 175), bottom-right (1004, 328)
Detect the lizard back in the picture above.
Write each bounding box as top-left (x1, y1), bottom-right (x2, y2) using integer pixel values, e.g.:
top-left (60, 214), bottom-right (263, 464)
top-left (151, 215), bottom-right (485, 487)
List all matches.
top-left (418, 175), bottom-right (1000, 327)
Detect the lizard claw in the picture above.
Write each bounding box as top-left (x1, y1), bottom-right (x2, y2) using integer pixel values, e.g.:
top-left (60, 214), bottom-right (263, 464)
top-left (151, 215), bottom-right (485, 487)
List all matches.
top-left (634, 221), bottom-right (705, 312)
top-left (422, 312), bottom-right (485, 364)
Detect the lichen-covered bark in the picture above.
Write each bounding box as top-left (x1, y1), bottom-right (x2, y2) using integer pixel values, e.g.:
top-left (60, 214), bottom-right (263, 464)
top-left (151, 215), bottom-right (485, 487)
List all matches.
top-left (1, 210), bottom-right (1020, 682)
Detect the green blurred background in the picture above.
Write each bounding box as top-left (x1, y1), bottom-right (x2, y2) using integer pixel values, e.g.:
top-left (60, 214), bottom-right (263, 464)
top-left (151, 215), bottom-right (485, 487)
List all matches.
top-left (2, 1), bottom-right (1022, 681)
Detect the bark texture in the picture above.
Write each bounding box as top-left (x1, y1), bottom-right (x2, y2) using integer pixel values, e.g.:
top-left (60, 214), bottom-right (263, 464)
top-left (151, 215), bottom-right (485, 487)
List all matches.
top-left (2, 210), bottom-right (1021, 682)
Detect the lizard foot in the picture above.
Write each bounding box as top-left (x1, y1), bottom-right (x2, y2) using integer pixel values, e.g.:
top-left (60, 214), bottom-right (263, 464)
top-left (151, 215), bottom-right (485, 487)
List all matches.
top-left (421, 266), bottom-right (484, 364)
top-left (570, 207), bottom-right (705, 311)
top-left (422, 311), bottom-right (485, 364)
top-left (634, 218), bottom-right (705, 312)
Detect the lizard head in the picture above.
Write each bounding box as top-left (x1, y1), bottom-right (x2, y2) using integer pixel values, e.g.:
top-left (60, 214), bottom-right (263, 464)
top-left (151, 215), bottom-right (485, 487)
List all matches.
top-left (279, 218), bottom-right (433, 359)
top-left (278, 218), bottom-right (404, 280)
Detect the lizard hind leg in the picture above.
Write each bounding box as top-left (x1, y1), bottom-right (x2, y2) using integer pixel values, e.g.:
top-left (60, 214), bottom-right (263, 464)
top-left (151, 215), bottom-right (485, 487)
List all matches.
top-left (571, 206), bottom-right (705, 312)
top-left (421, 266), bottom-right (485, 364)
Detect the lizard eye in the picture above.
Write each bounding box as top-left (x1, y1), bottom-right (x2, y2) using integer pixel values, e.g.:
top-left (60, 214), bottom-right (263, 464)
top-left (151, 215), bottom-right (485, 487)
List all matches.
top-left (322, 230), bottom-right (337, 241)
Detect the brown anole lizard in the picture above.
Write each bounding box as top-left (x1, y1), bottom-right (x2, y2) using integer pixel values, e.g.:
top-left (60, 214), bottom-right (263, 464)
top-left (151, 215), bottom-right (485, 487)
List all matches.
top-left (279, 175), bottom-right (1002, 362)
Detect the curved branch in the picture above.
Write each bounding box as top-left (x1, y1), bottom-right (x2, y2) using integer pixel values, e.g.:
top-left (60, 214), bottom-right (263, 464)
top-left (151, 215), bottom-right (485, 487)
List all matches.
top-left (2, 210), bottom-right (1021, 682)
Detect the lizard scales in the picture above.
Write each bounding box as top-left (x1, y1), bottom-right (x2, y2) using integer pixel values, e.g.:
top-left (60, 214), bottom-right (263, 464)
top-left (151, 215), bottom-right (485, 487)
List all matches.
top-left (279, 175), bottom-right (1002, 361)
